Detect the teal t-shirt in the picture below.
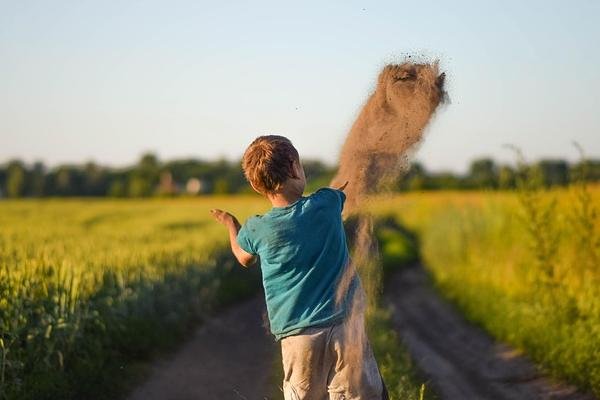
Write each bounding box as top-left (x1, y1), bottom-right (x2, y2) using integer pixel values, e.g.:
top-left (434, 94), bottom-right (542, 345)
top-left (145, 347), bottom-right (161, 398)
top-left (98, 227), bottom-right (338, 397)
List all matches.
top-left (237, 188), bottom-right (356, 340)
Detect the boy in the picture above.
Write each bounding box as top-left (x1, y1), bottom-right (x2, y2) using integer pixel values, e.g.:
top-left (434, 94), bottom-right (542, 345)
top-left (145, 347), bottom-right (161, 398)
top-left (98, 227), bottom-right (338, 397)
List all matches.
top-left (210, 135), bottom-right (386, 399)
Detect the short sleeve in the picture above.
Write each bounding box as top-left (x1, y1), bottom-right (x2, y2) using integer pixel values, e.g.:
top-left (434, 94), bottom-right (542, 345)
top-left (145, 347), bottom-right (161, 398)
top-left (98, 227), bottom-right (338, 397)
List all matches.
top-left (337, 189), bottom-right (346, 210)
top-left (236, 221), bottom-right (257, 255)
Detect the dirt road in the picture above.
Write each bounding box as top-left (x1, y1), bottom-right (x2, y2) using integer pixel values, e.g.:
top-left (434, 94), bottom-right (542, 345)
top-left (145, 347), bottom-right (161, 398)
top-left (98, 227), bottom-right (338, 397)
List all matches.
top-left (127, 264), bottom-right (596, 400)
top-left (127, 295), bottom-right (278, 400)
top-left (386, 264), bottom-right (596, 400)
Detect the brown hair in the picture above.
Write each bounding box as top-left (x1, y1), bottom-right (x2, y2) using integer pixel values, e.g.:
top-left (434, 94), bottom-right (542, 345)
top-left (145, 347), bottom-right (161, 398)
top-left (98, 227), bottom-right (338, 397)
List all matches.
top-left (242, 135), bottom-right (300, 194)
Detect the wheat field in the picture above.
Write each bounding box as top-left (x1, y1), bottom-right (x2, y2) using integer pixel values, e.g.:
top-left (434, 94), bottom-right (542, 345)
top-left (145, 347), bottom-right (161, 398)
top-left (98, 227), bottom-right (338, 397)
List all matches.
top-left (1, 186), bottom-right (598, 398)
top-left (0, 197), bottom-right (267, 399)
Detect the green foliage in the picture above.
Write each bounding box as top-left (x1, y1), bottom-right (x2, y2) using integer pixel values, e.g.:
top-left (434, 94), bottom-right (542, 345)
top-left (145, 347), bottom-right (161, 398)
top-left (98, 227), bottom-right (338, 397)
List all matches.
top-left (0, 197), bottom-right (268, 399)
top-left (468, 158), bottom-right (498, 189)
top-left (5, 161), bottom-right (26, 198)
top-left (0, 196), bottom-right (432, 399)
top-left (366, 218), bottom-right (433, 400)
top-left (535, 160), bottom-right (569, 187)
top-left (570, 160), bottom-right (600, 182)
top-left (3, 154), bottom-right (600, 199)
top-left (212, 178), bottom-right (231, 194)
top-left (127, 176), bottom-right (153, 197)
top-left (376, 218), bottom-right (419, 271)
top-left (571, 145), bottom-right (600, 272)
top-left (368, 309), bottom-right (434, 400)
top-left (372, 183), bottom-right (600, 396)
top-left (29, 162), bottom-right (46, 197)
top-left (513, 152), bottom-right (560, 285)
top-left (498, 165), bottom-right (516, 189)
top-left (108, 180), bottom-right (126, 197)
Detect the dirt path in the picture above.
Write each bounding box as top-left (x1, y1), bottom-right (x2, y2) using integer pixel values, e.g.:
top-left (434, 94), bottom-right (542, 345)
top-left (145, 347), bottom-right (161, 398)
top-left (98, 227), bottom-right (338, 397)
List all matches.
top-left (127, 264), bottom-right (596, 400)
top-left (127, 295), bottom-right (278, 400)
top-left (386, 264), bottom-right (596, 400)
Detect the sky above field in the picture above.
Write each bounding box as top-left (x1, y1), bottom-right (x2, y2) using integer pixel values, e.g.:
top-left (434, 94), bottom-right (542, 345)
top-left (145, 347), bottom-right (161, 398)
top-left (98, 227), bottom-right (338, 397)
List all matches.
top-left (1, 0), bottom-right (599, 173)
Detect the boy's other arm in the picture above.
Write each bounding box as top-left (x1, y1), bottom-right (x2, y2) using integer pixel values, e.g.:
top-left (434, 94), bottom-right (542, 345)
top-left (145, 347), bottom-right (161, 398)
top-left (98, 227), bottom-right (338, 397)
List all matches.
top-left (209, 209), bottom-right (258, 267)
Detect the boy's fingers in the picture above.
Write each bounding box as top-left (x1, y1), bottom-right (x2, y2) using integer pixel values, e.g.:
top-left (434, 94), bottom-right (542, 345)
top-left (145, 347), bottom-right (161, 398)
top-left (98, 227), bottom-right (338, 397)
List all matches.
top-left (338, 181), bottom-right (349, 191)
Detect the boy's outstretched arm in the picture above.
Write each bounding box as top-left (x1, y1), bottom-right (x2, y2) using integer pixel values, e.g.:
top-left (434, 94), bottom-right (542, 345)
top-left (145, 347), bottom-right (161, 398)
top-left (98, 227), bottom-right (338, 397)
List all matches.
top-left (210, 209), bottom-right (257, 267)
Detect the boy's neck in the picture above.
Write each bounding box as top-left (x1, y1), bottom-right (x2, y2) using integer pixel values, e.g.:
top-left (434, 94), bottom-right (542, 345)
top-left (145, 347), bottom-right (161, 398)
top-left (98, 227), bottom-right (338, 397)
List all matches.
top-left (267, 189), bottom-right (303, 208)
top-left (263, 170), bottom-right (306, 208)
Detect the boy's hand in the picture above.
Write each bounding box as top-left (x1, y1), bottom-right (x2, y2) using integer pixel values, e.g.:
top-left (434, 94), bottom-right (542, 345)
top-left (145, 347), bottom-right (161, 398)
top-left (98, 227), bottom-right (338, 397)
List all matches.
top-left (336, 181), bottom-right (349, 191)
top-left (210, 209), bottom-right (240, 229)
top-left (210, 209), bottom-right (257, 268)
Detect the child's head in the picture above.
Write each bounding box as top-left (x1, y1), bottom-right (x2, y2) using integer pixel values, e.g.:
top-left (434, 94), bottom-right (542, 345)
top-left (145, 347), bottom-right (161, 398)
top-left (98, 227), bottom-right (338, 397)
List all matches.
top-left (242, 135), bottom-right (305, 196)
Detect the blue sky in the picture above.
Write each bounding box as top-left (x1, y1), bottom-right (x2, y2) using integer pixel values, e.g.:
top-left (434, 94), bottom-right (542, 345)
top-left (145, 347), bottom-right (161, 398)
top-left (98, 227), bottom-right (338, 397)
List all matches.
top-left (1, 0), bottom-right (598, 172)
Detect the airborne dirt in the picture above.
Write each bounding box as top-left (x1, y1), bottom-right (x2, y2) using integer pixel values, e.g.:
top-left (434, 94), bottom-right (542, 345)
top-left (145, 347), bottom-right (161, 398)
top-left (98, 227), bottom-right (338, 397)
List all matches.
top-left (329, 62), bottom-right (446, 388)
top-left (330, 62), bottom-right (446, 212)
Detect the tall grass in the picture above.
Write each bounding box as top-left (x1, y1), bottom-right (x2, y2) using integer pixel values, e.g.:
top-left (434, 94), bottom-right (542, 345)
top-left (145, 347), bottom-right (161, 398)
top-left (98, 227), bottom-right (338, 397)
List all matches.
top-left (371, 183), bottom-right (600, 395)
top-left (0, 197), bottom-right (266, 399)
top-left (1, 196), bottom-right (435, 400)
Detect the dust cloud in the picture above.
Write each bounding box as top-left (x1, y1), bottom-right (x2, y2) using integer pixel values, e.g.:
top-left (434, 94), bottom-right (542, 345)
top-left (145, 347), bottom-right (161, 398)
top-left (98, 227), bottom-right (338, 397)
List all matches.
top-left (331, 62), bottom-right (446, 212)
top-left (330, 61), bottom-right (446, 388)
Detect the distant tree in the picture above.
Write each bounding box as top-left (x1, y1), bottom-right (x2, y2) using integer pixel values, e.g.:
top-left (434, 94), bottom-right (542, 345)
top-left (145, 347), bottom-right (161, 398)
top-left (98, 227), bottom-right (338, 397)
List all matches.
top-left (535, 159), bottom-right (569, 187)
top-left (222, 163), bottom-right (247, 193)
top-left (5, 152), bottom-right (586, 197)
top-left (83, 162), bottom-right (108, 196)
top-left (54, 166), bottom-right (85, 196)
top-left (6, 160), bottom-right (26, 198)
top-left (29, 161), bottom-right (46, 197)
top-left (213, 177), bottom-right (231, 194)
top-left (0, 165), bottom-right (6, 197)
top-left (400, 162), bottom-right (429, 191)
top-left (138, 153), bottom-right (160, 176)
top-left (128, 153), bottom-right (161, 197)
top-left (128, 176), bottom-right (153, 197)
top-left (164, 159), bottom-right (207, 183)
top-left (303, 160), bottom-right (336, 192)
top-left (570, 159), bottom-right (600, 184)
top-left (468, 158), bottom-right (498, 189)
top-left (498, 165), bottom-right (516, 189)
top-left (55, 167), bottom-right (71, 195)
top-left (429, 172), bottom-right (463, 190)
top-left (108, 180), bottom-right (126, 197)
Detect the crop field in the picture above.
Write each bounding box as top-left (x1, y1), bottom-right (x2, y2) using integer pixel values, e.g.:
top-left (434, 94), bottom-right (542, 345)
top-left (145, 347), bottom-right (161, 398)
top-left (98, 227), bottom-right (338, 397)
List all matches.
top-left (0, 197), bottom-right (429, 400)
top-left (372, 184), bottom-right (600, 396)
top-left (1, 185), bottom-right (598, 399)
top-left (0, 197), bottom-right (269, 399)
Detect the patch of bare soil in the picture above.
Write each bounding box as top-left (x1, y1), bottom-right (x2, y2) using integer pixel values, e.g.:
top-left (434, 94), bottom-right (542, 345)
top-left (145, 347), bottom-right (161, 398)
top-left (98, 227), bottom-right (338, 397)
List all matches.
top-left (127, 295), bottom-right (277, 400)
top-left (386, 264), bottom-right (597, 400)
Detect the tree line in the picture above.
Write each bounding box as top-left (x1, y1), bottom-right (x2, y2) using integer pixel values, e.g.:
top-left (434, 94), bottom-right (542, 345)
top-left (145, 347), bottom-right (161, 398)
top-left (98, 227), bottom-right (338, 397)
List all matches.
top-left (0, 153), bottom-right (598, 198)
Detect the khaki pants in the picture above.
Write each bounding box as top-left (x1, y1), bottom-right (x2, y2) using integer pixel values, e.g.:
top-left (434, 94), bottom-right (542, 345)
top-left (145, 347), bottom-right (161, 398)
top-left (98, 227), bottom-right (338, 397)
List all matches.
top-left (280, 322), bottom-right (386, 400)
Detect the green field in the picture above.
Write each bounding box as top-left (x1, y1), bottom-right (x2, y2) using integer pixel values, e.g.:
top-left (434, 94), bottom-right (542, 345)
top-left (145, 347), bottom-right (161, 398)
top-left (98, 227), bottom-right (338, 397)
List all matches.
top-left (0, 196), bottom-right (429, 400)
top-left (1, 185), bottom-right (598, 399)
top-left (0, 197), bottom-right (269, 399)
top-left (371, 184), bottom-right (600, 396)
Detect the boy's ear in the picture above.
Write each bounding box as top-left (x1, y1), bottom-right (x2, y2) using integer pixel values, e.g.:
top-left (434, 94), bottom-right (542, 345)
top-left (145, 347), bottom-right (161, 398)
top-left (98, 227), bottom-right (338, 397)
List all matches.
top-left (290, 160), bottom-right (301, 179)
